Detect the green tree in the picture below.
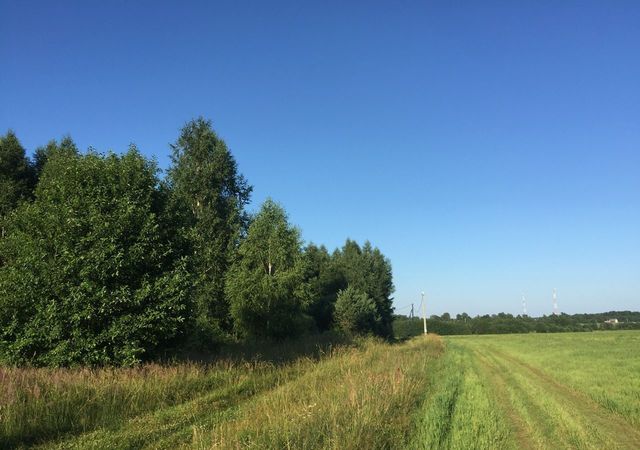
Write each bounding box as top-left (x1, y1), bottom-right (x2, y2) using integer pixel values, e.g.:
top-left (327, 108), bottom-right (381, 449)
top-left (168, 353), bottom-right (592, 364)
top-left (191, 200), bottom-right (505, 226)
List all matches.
top-left (333, 240), bottom-right (395, 337)
top-left (225, 199), bottom-right (309, 339)
top-left (32, 136), bottom-right (78, 181)
top-left (0, 148), bottom-right (191, 366)
top-left (167, 118), bottom-right (251, 339)
top-left (300, 244), bottom-right (346, 331)
top-left (0, 131), bottom-right (34, 222)
top-left (334, 286), bottom-right (378, 335)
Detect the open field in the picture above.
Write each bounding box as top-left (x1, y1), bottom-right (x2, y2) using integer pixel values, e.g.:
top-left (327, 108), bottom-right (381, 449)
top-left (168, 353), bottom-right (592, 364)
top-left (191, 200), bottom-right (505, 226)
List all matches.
top-left (1, 331), bottom-right (639, 449)
top-left (438, 331), bottom-right (640, 449)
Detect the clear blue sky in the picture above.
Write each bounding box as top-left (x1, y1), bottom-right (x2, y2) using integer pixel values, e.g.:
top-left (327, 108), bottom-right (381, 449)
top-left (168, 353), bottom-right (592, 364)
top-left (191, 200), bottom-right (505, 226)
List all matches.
top-left (2, 1), bottom-right (639, 317)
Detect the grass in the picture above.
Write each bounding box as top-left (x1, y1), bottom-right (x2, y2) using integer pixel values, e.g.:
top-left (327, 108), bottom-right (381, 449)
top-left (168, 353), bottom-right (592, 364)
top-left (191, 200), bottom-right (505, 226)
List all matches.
top-left (447, 331), bottom-right (640, 449)
top-left (408, 342), bottom-right (514, 449)
top-left (450, 331), bottom-right (640, 426)
top-left (0, 333), bottom-right (351, 448)
top-left (201, 335), bottom-right (444, 449)
top-left (1, 334), bottom-right (446, 449)
top-left (2, 330), bottom-right (639, 449)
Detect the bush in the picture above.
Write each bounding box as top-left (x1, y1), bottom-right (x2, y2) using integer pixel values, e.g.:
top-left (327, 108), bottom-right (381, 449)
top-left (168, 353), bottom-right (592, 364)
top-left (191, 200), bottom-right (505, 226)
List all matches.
top-left (334, 286), bottom-right (379, 335)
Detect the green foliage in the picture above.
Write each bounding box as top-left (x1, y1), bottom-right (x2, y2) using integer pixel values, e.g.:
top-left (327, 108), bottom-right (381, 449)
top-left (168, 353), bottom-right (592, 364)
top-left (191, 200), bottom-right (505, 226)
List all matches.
top-left (226, 199), bottom-right (309, 339)
top-left (0, 148), bottom-right (192, 366)
top-left (333, 239), bottom-right (395, 336)
top-left (299, 244), bottom-right (346, 331)
top-left (31, 136), bottom-right (78, 180)
top-left (0, 122), bottom-right (398, 367)
top-left (0, 131), bottom-right (34, 220)
top-left (334, 286), bottom-right (378, 334)
top-left (167, 118), bottom-right (252, 337)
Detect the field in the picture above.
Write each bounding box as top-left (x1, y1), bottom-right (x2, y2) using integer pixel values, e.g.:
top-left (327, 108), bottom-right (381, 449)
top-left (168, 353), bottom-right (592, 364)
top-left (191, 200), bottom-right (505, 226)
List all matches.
top-left (1, 331), bottom-right (639, 449)
top-left (428, 332), bottom-right (640, 449)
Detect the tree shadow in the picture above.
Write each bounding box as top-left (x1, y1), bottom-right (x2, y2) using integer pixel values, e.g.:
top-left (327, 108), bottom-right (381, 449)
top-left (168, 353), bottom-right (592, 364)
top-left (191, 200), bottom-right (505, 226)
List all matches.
top-left (164, 330), bottom-right (355, 366)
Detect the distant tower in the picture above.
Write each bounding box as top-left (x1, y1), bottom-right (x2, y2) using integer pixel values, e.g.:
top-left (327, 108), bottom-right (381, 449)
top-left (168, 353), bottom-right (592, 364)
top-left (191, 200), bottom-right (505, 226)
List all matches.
top-left (522, 294), bottom-right (527, 316)
top-left (410, 303), bottom-right (414, 319)
top-left (552, 288), bottom-right (559, 315)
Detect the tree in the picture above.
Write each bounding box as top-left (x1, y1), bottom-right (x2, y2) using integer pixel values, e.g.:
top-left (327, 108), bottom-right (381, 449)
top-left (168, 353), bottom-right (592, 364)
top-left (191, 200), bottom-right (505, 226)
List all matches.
top-left (225, 199), bottom-right (309, 339)
top-left (333, 240), bottom-right (395, 337)
top-left (300, 244), bottom-right (346, 331)
top-left (334, 286), bottom-right (378, 335)
top-left (32, 136), bottom-right (78, 181)
top-left (0, 148), bottom-right (192, 366)
top-left (167, 118), bottom-right (251, 338)
top-left (0, 131), bottom-right (34, 221)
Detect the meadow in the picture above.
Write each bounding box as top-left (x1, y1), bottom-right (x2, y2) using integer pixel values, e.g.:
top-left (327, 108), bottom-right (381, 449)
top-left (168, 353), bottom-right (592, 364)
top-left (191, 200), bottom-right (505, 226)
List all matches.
top-left (436, 331), bottom-right (640, 449)
top-left (1, 331), bottom-right (639, 449)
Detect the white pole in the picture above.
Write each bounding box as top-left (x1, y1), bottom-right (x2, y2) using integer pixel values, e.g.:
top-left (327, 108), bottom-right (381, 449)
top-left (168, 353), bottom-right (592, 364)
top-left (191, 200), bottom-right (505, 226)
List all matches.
top-left (421, 291), bottom-right (427, 335)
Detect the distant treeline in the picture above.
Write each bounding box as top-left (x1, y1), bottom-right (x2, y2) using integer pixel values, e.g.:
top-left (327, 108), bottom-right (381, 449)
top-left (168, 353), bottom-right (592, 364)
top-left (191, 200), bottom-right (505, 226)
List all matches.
top-left (393, 311), bottom-right (640, 338)
top-left (0, 119), bottom-right (394, 366)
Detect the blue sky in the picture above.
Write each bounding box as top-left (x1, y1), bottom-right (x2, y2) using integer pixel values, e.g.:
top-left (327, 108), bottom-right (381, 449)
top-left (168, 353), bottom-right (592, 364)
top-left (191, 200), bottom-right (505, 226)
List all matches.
top-left (2, 1), bottom-right (639, 316)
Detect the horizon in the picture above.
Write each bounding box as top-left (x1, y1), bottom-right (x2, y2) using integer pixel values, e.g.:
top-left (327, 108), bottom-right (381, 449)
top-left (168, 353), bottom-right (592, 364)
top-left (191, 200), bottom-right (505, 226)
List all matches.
top-left (2, 1), bottom-right (638, 317)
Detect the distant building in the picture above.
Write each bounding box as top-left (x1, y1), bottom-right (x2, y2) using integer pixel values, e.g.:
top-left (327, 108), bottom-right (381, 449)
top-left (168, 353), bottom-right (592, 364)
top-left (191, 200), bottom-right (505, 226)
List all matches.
top-left (604, 318), bottom-right (619, 325)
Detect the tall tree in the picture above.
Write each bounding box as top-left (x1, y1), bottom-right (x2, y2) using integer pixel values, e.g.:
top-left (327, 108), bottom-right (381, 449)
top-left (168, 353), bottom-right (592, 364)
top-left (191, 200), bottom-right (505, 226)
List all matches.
top-left (167, 118), bottom-right (252, 338)
top-left (300, 244), bottom-right (346, 331)
top-left (0, 131), bottom-right (34, 221)
top-left (0, 148), bottom-right (191, 366)
top-left (333, 239), bottom-right (395, 337)
top-left (32, 136), bottom-right (78, 181)
top-left (226, 199), bottom-right (309, 339)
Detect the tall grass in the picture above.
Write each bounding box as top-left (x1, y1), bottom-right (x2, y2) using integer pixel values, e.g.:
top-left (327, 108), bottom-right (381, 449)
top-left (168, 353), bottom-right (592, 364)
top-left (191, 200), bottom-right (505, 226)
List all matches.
top-left (200, 335), bottom-right (445, 449)
top-left (0, 333), bottom-right (353, 448)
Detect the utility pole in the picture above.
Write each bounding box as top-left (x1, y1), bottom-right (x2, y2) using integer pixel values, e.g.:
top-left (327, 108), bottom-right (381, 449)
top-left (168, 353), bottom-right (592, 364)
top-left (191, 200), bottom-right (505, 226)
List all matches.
top-left (421, 291), bottom-right (427, 335)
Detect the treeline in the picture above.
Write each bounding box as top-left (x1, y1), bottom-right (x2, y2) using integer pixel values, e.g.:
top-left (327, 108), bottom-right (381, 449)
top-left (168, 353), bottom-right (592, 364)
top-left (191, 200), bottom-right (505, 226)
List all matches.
top-left (393, 311), bottom-right (640, 338)
top-left (0, 119), bottom-right (394, 366)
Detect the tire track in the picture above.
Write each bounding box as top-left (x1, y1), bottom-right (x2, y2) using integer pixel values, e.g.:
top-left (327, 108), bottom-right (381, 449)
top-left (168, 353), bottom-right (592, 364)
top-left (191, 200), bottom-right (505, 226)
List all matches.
top-left (473, 349), bottom-right (536, 449)
top-left (490, 346), bottom-right (640, 448)
top-left (468, 341), bottom-right (640, 450)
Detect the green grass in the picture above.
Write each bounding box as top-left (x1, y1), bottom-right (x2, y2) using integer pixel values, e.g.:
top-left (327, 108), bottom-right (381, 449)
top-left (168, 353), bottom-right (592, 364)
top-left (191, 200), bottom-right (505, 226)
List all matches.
top-left (0, 333), bottom-right (351, 448)
top-left (2, 331), bottom-right (640, 449)
top-left (449, 331), bottom-right (640, 426)
top-left (1, 334), bottom-right (446, 449)
top-left (408, 342), bottom-right (514, 449)
top-left (446, 331), bottom-right (640, 449)
top-left (199, 335), bottom-right (444, 449)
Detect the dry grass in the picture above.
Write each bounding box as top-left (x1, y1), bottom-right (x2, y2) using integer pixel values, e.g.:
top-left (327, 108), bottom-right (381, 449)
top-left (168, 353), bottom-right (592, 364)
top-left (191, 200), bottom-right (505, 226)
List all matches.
top-left (204, 335), bottom-right (445, 449)
top-left (0, 333), bottom-right (353, 448)
top-left (1, 334), bottom-right (447, 449)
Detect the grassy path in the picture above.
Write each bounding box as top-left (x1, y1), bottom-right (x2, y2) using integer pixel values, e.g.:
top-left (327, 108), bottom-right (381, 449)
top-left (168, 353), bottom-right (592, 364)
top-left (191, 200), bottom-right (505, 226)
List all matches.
top-left (408, 343), bottom-right (515, 449)
top-left (445, 334), bottom-right (640, 450)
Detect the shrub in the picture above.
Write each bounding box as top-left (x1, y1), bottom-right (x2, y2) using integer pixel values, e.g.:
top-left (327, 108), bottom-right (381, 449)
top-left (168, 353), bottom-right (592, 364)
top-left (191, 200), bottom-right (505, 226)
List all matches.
top-left (334, 286), bottom-right (379, 335)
